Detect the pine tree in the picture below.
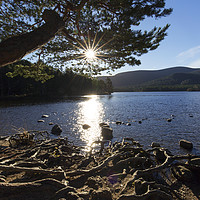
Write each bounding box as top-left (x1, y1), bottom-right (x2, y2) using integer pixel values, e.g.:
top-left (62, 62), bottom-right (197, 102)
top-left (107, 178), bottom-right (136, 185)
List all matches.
top-left (0, 0), bottom-right (172, 75)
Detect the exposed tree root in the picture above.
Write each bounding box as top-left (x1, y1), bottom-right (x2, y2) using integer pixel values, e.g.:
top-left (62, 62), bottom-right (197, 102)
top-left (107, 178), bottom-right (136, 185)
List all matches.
top-left (0, 178), bottom-right (67, 200)
top-left (0, 133), bottom-right (200, 200)
top-left (117, 189), bottom-right (172, 200)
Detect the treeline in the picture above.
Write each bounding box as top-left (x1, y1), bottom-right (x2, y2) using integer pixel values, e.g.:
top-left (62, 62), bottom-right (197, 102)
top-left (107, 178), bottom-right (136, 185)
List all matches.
top-left (0, 60), bottom-right (113, 98)
top-left (114, 72), bottom-right (200, 92)
top-left (115, 84), bottom-right (200, 92)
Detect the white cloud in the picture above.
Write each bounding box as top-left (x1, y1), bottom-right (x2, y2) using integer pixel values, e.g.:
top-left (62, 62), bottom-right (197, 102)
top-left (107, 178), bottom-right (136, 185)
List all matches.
top-left (177, 45), bottom-right (200, 62)
top-left (189, 58), bottom-right (200, 68)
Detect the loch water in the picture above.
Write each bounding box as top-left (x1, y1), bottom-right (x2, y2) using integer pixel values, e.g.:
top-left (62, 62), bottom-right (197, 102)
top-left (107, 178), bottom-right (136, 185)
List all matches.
top-left (0, 92), bottom-right (200, 155)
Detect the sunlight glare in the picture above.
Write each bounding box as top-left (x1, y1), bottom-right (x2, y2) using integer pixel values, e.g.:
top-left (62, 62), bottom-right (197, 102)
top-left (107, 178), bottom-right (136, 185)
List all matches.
top-left (77, 95), bottom-right (104, 149)
top-left (69, 32), bottom-right (114, 68)
top-left (85, 49), bottom-right (96, 60)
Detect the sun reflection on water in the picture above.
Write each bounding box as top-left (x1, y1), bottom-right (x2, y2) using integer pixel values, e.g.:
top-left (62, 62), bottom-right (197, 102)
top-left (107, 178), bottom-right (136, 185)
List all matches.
top-left (77, 95), bottom-right (104, 149)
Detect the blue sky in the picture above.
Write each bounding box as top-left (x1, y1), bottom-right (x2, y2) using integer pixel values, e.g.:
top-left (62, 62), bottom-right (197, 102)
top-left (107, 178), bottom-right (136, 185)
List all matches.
top-left (109, 0), bottom-right (200, 75)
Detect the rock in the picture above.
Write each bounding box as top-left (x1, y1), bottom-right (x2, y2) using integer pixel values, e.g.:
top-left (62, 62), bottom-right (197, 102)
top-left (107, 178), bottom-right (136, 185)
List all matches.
top-left (101, 127), bottom-right (113, 140)
top-left (172, 165), bottom-right (193, 182)
top-left (189, 114), bottom-right (193, 117)
top-left (179, 139), bottom-right (193, 150)
top-left (49, 122), bottom-right (54, 125)
top-left (116, 121), bottom-right (122, 125)
top-left (82, 124), bottom-right (90, 129)
top-left (99, 122), bottom-right (109, 127)
top-left (126, 123), bottom-right (131, 126)
top-left (153, 148), bottom-right (172, 162)
top-left (167, 118), bottom-right (172, 122)
top-left (138, 121), bottom-right (142, 124)
top-left (151, 142), bottom-right (161, 148)
top-left (91, 189), bottom-right (112, 200)
top-left (42, 114), bottom-right (49, 118)
top-left (102, 124), bottom-right (110, 128)
top-left (51, 124), bottom-right (62, 135)
top-left (38, 120), bottom-right (45, 123)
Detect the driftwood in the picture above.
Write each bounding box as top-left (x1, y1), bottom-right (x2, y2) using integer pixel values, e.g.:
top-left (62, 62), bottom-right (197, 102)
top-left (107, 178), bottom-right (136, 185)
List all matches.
top-left (0, 132), bottom-right (200, 200)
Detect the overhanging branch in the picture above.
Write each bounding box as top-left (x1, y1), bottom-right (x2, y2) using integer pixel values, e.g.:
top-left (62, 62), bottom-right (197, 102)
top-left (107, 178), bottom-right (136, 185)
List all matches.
top-left (0, 10), bottom-right (65, 67)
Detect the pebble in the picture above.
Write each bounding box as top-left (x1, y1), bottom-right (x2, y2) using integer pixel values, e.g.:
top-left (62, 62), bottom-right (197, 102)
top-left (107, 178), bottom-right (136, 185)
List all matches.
top-left (38, 120), bottom-right (45, 123)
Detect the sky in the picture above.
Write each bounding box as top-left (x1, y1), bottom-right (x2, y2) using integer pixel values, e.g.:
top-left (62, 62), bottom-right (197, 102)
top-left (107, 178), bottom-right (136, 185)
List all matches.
top-left (108, 0), bottom-right (200, 75)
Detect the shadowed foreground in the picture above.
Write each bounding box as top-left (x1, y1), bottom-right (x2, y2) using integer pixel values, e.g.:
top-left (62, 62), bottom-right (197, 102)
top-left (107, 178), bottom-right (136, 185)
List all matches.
top-left (0, 131), bottom-right (200, 200)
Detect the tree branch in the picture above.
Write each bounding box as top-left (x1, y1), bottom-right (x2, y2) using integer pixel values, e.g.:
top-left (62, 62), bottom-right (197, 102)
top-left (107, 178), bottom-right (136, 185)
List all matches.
top-left (65, 0), bottom-right (89, 11)
top-left (0, 10), bottom-right (65, 67)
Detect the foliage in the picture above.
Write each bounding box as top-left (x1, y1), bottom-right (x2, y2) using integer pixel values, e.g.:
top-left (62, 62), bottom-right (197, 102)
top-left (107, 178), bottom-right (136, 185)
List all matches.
top-left (105, 77), bottom-right (113, 94)
top-left (0, 60), bottom-right (111, 97)
top-left (6, 60), bottom-right (55, 83)
top-left (0, 0), bottom-right (172, 74)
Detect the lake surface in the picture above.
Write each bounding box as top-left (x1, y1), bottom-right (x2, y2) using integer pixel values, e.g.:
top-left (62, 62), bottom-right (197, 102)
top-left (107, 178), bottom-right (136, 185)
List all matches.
top-left (0, 92), bottom-right (200, 155)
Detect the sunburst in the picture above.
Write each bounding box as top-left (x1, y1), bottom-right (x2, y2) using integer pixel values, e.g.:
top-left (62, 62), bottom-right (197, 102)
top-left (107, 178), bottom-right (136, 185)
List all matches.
top-left (70, 32), bottom-right (113, 66)
top-left (85, 49), bottom-right (97, 60)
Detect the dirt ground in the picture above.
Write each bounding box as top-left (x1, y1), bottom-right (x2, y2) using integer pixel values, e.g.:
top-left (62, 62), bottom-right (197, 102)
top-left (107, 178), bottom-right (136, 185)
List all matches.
top-left (0, 134), bottom-right (200, 200)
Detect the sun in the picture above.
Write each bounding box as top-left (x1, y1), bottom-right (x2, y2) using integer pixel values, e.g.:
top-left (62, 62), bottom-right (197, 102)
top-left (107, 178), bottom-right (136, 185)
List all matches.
top-left (69, 32), bottom-right (114, 68)
top-left (85, 49), bottom-right (96, 60)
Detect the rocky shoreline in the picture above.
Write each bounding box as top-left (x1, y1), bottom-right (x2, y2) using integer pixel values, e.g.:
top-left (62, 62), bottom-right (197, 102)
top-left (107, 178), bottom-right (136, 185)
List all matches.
top-left (0, 131), bottom-right (200, 200)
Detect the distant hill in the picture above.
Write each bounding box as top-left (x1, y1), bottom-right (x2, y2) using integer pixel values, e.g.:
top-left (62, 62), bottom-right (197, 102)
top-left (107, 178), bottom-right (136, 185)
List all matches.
top-left (98, 67), bottom-right (200, 91)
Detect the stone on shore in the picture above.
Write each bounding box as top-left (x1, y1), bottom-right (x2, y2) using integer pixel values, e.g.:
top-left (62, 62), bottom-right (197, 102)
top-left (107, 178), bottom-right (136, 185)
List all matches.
top-left (99, 122), bottom-right (109, 127)
top-left (38, 120), bottom-right (45, 123)
top-left (51, 124), bottom-right (62, 135)
top-left (116, 121), bottom-right (122, 125)
top-left (179, 139), bottom-right (193, 150)
top-left (82, 124), bottom-right (91, 129)
top-left (101, 127), bottom-right (113, 140)
top-left (42, 114), bottom-right (49, 118)
top-left (151, 142), bottom-right (161, 148)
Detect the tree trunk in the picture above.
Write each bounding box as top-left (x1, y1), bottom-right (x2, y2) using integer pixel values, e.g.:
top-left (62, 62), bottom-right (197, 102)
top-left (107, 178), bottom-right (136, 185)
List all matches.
top-left (0, 10), bottom-right (65, 67)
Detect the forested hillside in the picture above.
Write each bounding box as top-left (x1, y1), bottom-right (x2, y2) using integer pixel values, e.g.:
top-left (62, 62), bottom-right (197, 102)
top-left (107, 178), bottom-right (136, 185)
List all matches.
top-left (0, 60), bottom-right (113, 98)
top-left (99, 67), bottom-right (200, 91)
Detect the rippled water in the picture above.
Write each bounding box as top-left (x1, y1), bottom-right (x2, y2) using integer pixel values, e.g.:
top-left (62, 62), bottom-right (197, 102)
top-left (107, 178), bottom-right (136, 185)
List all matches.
top-left (1, 92), bottom-right (200, 155)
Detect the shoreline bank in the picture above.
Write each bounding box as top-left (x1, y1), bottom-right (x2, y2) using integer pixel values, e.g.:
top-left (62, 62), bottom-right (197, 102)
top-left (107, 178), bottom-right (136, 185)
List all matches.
top-left (0, 132), bottom-right (200, 200)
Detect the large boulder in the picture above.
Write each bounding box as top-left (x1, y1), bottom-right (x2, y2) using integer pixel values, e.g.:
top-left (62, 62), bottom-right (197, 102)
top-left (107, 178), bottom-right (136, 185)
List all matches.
top-left (179, 139), bottom-right (193, 150)
top-left (51, 124), bottom-right (62, 135)
top-left (101, 127), bottom-right (113, 140)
